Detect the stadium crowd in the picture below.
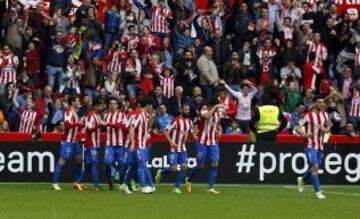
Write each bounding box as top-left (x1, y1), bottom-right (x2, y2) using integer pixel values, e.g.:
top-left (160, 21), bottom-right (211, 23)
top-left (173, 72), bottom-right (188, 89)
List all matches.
top-left (0, 0), bottom-right (359, 136)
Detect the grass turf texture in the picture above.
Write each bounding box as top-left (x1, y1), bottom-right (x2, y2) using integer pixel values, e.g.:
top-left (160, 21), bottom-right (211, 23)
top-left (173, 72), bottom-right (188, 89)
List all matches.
top-left (0, 184), bottom-right (359, 219)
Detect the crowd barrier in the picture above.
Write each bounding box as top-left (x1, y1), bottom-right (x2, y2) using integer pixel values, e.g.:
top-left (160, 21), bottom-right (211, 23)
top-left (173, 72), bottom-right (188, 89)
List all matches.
top-left (0, 133), bottom-right (359, 184)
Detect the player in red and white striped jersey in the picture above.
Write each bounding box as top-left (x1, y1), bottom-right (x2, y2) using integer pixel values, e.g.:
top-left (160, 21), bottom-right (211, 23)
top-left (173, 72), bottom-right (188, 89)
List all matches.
top-left (103, 97), bottom-right (126, 190)
top-left (52, 96), bottom-right (84, 191)
top-left (75, 99), bottom-right (107, 191)
top-left (0, 45), bottom-right (19, 93)
top-left (155, 104), bottom-right (198, 194)
top-left (150, 0), bottom-right (173, 35)
top-left (120, 97), bottom-right (154, 194)
top-left (185, 98), bottom-right (224, 194)
top-left (12, 89), bottom-right (40, 134)
top-left (295, 97), bottom-right (331, 199)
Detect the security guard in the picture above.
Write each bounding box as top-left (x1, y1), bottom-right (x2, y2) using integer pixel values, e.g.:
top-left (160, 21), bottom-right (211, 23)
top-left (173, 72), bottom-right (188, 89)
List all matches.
top-left (250, 97), bottom-right (287, 142)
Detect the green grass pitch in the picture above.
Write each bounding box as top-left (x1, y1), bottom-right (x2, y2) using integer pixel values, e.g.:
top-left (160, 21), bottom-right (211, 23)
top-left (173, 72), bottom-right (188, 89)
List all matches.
top-left (0, 184), bottom-right (359, 219)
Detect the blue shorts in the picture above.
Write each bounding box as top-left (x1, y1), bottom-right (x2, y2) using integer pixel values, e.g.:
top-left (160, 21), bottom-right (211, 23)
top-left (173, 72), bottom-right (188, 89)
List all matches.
top-left (304, 148), bottom-right (324, 167)
top-left (169, 152), bottom-right (188, 168)
top-left (125, 148), bottom-right (146, 165)
top-left (104, 145), bottom-right (125, 166)
top-left (60, 141), bottom-right (81, 161)
top-left (196, 143), bottom-right (220, 165)
top-left (84, 147), bottom-right (100, 164)
top-left (144, 147), bottom-right (152, 162)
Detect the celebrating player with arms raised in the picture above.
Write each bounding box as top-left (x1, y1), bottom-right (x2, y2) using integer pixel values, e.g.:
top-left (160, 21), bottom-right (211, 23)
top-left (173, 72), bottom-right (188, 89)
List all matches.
top-left (295, 97), bottom-right (330, 199)
top-left (155, 104), bottom-right (198, 194)
top-left (185, 97), bottom-right (224, 194)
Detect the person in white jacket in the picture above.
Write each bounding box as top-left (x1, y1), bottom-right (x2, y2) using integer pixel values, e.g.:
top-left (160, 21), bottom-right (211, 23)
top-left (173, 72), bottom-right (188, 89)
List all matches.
top-left (59, 55), bottom-right (82, 95)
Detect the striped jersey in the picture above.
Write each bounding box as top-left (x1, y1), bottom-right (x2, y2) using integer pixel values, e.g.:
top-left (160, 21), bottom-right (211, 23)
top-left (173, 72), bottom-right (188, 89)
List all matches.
top-left (18, 108), bottom-right (38, 133)
top-left (63, 108), bottom-right (80, 143)
top-left (103, 110), bottom-right (126, 146)
top-left (198, 106), bottom-right (222, 146)
top-left (84, 111), bottom-right (101, 148)
top-left (131, 111), bottom-right (149, 149)
top-left (350, 89), bottom-right (360, 118)
top-left (164, 116), bottom-right (193, 152)
top-left (297, 110), bottom-right (330, 150)
top-left (151, 6), bottom-right (172, 34)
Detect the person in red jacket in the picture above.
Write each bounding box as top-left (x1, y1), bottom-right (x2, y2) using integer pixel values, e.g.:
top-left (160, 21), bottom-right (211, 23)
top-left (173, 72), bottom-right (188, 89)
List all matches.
top-left (23, 38), bottom-right (44, 88)
top-left (138, 26), bottom-right (160, 58)
top-left (303, 52), bottom-right (325, 91)
top-left (218, 88), bottom-right (237, 130)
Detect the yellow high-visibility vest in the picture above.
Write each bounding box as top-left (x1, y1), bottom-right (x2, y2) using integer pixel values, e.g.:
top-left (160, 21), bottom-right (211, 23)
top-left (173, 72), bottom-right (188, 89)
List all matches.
top-left (257, 105), bottom-right (280, 133)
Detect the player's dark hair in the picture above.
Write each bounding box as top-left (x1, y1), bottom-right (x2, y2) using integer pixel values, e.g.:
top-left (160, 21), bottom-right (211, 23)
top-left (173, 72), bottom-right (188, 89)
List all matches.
top-left (107, 97), bottom-right (119, 107)
top-left (314, 95), bottom-right (324, 102)
top-left (92, 98), bottom-right (102, 107)
top-left (139, 96), bottom-right (153, 107)
top-left (68, 96), bottom-right (78, 106)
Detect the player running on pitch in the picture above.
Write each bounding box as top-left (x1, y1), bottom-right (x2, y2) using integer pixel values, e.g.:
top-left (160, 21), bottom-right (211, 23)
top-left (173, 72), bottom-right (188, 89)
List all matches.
top-left (155, 104), bottom-right (198, 194)
top-left (185, 97), bottom-right (224, 194)
top-left (295, 97), bottom-right (330, 199)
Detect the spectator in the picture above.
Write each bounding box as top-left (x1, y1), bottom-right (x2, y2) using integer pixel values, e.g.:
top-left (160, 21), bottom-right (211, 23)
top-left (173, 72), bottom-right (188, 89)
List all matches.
top-left (151, 85), bottom-right (169, 113)
top-left (46, 31), bottom-right (65, 90)
top-left (238, 41), bottom-right (256, 80)
top-left (218, 88), bottom-right (237, 130)
top-left (280, 60), bottom-right (302, 91)
top-left (0, 45), bottom-right (19, 95)
top-left (339, 122), bottom-right (358, 137)
top-left (223, 51), bottom-right (243, 90)
top-left (282, 81), bottom-right (302, 113)
top-left (209, 28), bottom-right (230, 76)
top-left (52, 120), bottom-right (65, 133)
top-left (156, 104), bottom-right (174, 133)
top-left (123, 49), bottom-right (141, 102)
top-left (177, 50), bottom-right (197, 96)
top-left (59, 55), bottom-right (82, 95)
top-left (0, 120), bottom-right (10, 132)
top-left (221, 79), bottom-right (258, 133)
top-left (35, 85), bottom-right (53, 132)
top-left (197, 46), bottom-right (219, 100)
top-left (290, 103), bottom-right (305, 132)
top-left (103, 4), bottom-right (122, 54)
top-left (325, 86), bottom-right (346, 133)
top-left (168, 86), bottom-right (187, 117)
top-left (78, 94), bottom-right (92, 118)
top-left (303, 88), bottom-right (315, 109)
top-left (225, 120), bottom-right (243, 135)
top-left (23, 39), bottom-right (43, 88)
top-left (149, 0), bottom-right (173, 39)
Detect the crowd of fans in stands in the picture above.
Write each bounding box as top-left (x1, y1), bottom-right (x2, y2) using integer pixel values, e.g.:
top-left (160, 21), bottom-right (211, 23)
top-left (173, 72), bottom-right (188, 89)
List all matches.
top-left (0, 0), bottom-right (360, 137)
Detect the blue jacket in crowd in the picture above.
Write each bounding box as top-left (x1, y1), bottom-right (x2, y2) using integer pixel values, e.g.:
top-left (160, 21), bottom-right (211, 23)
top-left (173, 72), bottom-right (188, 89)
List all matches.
top-left (104, 10), bottom-right (121, 35)
top-left (47, 40), bottom-right (65, 67)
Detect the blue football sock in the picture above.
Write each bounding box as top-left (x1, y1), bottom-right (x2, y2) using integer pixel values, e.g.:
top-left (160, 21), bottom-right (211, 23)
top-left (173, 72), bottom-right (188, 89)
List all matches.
top-left (161, 167), bottom-right (171, 175)
top-left (303, 169), bottom-right (311, 182)
top-left (188, 166), bottom-right (201, 182)
top-left (53, 162), bottom-right (64, 183)
top-left (137, 167), bottom-right (146, 188)
top-left (311, 174), bottom-right (320, 192)
top-left (175, 170), bottom-right (186, 188)
top-left (124, 164), bottom-right (136, 185)
top-left (145, 168), bottom-right (154, 187)
top-left (208, 167), bottom-right (218, 189)
top-left (92, 162), bottom-right (99, 187)
top-left (78, 164), bottom-right (91, 183)
top-left (105, 165), bottom-right (113, 184)
top-left (119, 163), bottom-right (128, 184)
top-left (75, 163), bottom-right (82, 182)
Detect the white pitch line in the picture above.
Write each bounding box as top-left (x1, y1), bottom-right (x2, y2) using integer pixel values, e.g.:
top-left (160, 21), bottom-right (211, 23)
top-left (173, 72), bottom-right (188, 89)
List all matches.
top-left (283, 185), bottom-right (360, 197)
